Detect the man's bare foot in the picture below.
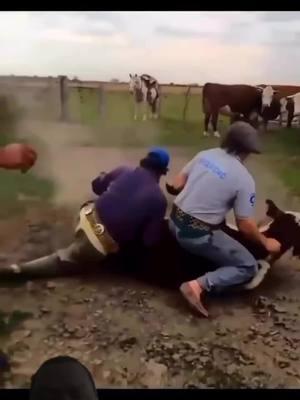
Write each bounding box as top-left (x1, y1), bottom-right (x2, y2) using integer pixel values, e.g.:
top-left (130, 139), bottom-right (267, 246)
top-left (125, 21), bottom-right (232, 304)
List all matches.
top-left (180, 280), bottom-right (209, 318)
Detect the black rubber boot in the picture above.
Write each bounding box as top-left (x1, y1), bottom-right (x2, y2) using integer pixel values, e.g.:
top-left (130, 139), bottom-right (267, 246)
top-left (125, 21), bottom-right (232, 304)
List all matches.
top-left (30, 356), bottom-right (98, 400)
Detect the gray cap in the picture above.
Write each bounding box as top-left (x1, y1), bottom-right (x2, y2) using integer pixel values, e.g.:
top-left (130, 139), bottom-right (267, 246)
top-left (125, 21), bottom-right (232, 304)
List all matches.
top-left (222, 121), bottom-right (261, 154)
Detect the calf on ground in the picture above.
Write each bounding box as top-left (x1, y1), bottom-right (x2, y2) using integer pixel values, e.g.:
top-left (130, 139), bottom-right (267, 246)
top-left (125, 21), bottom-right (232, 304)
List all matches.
top-left (1, 200), bottom-right (299, 294)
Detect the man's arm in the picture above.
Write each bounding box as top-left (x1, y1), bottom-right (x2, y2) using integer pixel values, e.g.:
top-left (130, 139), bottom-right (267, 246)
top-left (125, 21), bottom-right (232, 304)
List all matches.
top-left (234, 180), bottom-right (281, 253)
top-left (234, 180), bottom-right (265, 245)
top-left (142, 198), bottom-right (167, 248)
top-left (166, 154), bottom-right (199, 194)
top-left (91, 166), bottom-right (128, 195)
top-left (236, 217), bottom-right (268, 248)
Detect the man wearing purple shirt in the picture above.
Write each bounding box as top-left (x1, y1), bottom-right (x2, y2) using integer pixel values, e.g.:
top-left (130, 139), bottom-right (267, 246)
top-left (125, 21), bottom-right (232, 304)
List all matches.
top-left (3, 147), bottom-right (170, 278)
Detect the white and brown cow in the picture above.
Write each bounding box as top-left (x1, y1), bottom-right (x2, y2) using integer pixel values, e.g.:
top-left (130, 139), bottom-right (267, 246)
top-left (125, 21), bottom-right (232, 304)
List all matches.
top-left (279, 92), bottom-right (300, 128)
top-left (129, 73), bottom-right (160, 121)
top-left (202, 83), bottom-right (280, 137)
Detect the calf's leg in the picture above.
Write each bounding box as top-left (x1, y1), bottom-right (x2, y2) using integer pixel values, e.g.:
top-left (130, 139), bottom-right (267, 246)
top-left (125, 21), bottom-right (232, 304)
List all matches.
top-left (211, 112), bottom-right (220, 138)
top-left (203, 113), bottom-right (211, 136)
top-left (287, 110), bottom-right (293, 128)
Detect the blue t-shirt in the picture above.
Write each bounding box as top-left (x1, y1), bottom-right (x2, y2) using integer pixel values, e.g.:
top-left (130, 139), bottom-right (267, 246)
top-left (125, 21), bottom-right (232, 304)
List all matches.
top-left (175, 148), bottom-right (256, 224)
top-left (92, 166), bottom-right (167, 247)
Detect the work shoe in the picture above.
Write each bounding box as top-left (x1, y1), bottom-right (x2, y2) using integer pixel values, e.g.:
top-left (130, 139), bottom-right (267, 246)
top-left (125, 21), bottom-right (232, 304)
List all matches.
top-left (180, 280), bottom-right (209, 318)
top-left (30, 356), bottom-right (98, 400)
top-left (242, 260), bottom-right (271, 290)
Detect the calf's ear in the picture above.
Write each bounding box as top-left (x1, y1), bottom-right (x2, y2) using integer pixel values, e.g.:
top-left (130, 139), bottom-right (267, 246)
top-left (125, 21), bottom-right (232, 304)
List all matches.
top-left (266, 199), bottom-right (284, 219)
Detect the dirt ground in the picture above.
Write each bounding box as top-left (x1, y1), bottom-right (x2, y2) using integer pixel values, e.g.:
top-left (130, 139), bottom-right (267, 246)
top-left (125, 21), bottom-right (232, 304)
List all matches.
top-left (1, 120), bottom-right (300, 388)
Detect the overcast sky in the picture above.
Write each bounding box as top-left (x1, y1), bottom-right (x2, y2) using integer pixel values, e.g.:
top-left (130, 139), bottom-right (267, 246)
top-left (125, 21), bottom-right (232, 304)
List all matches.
top-left (1, 11), bottom-right (300, 85)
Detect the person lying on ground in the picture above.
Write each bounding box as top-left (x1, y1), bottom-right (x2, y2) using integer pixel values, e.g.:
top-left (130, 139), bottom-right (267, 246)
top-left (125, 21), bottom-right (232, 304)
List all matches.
top-left (166, 121), bottom-right (281, 318)
top-left (0, 143), bottom-right (37, 172)
top-left (3, 147), bottom-right (170, 277)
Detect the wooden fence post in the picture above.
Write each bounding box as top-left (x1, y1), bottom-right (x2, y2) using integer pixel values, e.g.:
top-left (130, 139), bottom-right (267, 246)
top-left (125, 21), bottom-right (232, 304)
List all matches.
top-left (98, 85), bottom-right (105, 118)
top-left (58, 75), bottom-right (69, 121)
top-left (182, 85), bottom-right (192, 122)
top-left (77, 83), bottom-right (84, 123)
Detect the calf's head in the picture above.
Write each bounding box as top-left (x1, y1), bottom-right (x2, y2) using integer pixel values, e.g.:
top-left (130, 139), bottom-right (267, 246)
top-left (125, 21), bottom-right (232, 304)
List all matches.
top-left (265, 199), bottom-right (300, 259)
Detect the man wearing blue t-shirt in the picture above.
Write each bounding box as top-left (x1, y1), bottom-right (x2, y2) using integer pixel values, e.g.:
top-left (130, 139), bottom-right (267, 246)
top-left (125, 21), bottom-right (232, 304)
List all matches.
top-left (167, 122), bottom-right (281, 317)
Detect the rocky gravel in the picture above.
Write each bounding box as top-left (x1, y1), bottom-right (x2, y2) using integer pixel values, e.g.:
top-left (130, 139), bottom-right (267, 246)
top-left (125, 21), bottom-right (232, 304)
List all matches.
top-left (0, 210), bottom-right (300, 388)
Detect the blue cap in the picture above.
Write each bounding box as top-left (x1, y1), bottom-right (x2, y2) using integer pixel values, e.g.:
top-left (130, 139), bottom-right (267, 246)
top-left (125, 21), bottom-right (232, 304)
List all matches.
top-left (148, 147), bottom-right (170, 169)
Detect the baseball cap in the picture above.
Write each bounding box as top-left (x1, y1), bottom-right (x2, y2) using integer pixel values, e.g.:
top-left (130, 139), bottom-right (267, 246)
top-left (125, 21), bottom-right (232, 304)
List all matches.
top-left (148, 147), bottom-right (170, 169)
top-left (224, 121), bottom-right (261, 154)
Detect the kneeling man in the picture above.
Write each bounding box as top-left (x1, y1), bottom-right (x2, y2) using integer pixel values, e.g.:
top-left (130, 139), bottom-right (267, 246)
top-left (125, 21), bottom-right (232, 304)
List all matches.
top-left (167, 122), bottom-right (281, 317)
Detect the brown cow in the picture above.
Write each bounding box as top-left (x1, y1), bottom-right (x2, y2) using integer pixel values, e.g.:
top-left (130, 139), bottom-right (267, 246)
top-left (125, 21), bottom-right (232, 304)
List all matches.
top-left (202, 83), bottom-right (280, 136)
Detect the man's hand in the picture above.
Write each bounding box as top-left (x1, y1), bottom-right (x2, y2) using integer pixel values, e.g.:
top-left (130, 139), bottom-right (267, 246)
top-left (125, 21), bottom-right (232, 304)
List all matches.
top-left (264, 238), bottom-right (281, 254)
top-left (166, 173), bottom-right (188, 195)
top-left (165, 183), bottom-right (182, 196)
top-left (236, 217), bottom-right (281, 254)
top-left (0, 143), bottom-right (37, 172)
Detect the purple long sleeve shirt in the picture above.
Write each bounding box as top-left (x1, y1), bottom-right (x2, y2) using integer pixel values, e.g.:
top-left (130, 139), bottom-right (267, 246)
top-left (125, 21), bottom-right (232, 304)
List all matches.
top-left (91, 166), bottom-right (167, 248)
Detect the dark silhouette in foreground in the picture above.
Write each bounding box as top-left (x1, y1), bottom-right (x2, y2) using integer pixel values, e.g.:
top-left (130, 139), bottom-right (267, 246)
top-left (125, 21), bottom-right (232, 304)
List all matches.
top-left (30, 356), bottom-right (98, 400)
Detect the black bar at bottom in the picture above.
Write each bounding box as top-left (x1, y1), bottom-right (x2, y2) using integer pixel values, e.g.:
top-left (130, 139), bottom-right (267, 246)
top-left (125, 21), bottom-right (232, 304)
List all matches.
top-left (1, 389), bottom-right (300, 400)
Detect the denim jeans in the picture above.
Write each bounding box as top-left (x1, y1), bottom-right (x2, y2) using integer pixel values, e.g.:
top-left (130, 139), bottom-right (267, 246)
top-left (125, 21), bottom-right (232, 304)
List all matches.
top-left (169, 219), bottom-right (258, 293)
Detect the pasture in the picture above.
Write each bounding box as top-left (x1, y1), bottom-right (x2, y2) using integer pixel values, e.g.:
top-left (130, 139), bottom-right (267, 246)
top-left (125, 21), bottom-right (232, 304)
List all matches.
top-left (67, 87), bottom-right (300, 196)
top-left (0, 95), bottom-right (54, 217)
top-left (0, 82), bottom-right (300, 388)
top-left (68, 88), bottom-right (226, 147)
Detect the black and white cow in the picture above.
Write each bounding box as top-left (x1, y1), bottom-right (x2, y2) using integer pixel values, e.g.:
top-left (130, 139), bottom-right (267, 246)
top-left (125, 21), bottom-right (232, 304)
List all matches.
top-left (279, 92), bottom-right (300, 128)
top-left (129, 73), bottom-right (160, 121)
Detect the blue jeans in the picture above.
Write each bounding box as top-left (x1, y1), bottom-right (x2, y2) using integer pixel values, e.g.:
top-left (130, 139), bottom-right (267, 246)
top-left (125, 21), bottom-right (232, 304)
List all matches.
top-left (169, 219), bottom-right (258, 293)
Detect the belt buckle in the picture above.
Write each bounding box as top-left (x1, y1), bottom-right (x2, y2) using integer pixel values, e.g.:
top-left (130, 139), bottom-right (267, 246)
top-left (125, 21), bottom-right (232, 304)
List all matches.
top-left (84, 204), bottom-right (94, 216)
top-left (94, 223), bottom-right (104, 235)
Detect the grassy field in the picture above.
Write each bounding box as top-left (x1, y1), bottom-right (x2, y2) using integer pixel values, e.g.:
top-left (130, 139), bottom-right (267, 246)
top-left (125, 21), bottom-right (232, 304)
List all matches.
top-left (1, 87), bottom-right (299, 215)
top-left (261, 129), bottom-right (300, 196)
top-left (68, 89), bottom-right (231, 148)
top-left (67, 88), bottom-right (300, 195)
top-left (0, 96), bottom-right (54, 218)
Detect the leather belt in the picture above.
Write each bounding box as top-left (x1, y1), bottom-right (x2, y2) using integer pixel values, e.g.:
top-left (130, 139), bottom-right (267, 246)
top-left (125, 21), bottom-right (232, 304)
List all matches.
top-left (83, 203), bottom-right (119, 254)
top-left (171, 204), bottom-right (222, 232)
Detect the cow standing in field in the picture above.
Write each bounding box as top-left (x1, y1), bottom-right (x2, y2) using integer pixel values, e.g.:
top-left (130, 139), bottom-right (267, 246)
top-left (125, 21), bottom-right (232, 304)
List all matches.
top-left (202, 83), bottom-right (280, 137)
top-left (280, 92), bottom-right (300, 128)
top-left (129, 74), bottom-right (160, 121)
